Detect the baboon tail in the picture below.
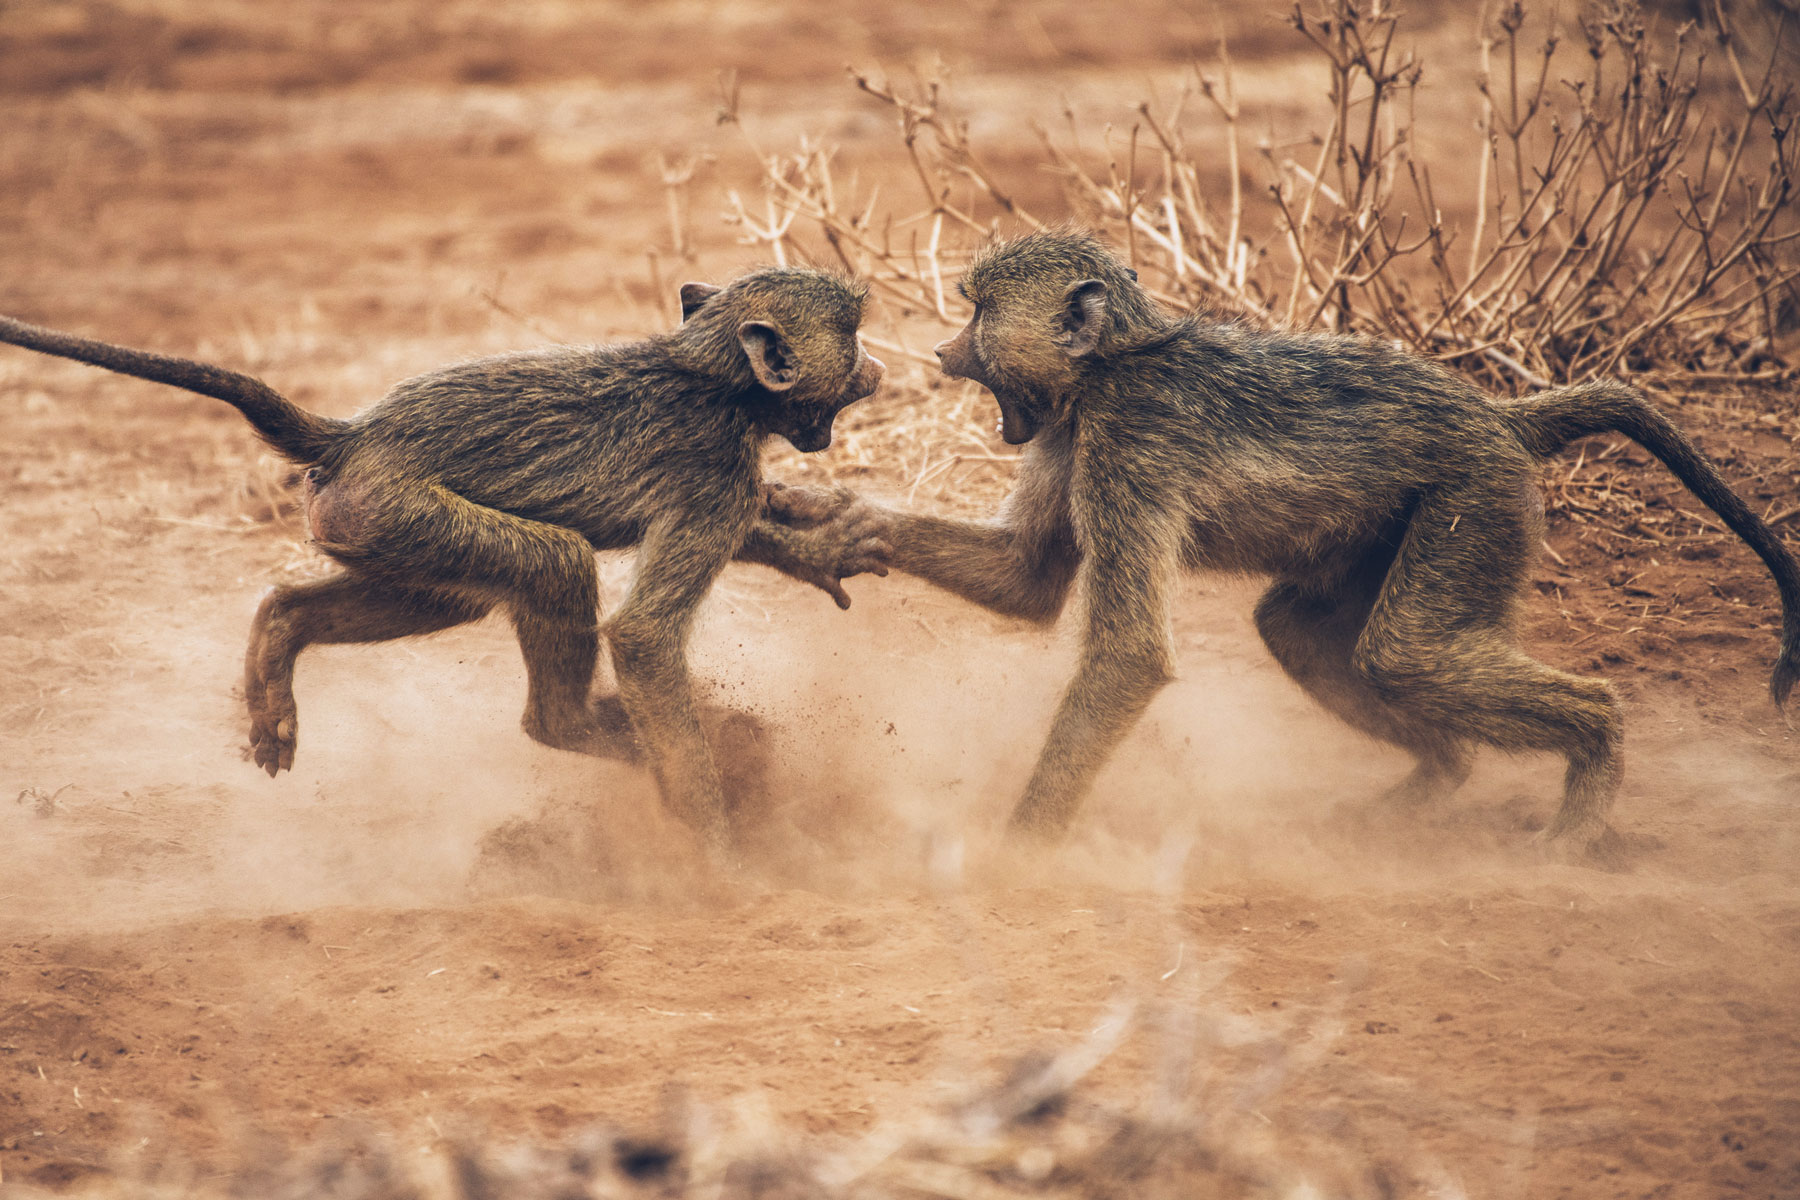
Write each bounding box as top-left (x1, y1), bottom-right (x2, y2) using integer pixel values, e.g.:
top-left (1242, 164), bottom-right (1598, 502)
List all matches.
top-left (0, 314), bottom-right (347, 463)
top-left (1498, 379), bottom-right (1800, 708)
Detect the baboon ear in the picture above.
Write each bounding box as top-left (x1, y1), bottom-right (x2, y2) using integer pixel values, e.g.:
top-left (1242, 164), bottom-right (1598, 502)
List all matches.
top-left (738, 321), bottom-right (798, 392)
top-left (679, 282), bottom-right (723, 322)
top-left (1055, 279), bottom-right (1108, 358)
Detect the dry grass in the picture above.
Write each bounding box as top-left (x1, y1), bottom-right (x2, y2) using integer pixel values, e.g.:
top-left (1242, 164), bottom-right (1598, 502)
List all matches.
top-left (760, 363), bottom-right (1021, 513)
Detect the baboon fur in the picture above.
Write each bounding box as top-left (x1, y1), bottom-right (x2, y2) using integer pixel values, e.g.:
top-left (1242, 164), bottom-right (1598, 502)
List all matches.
top-left (0, 268), bottom-right (890, 853)
top-left (782, 228), bottom-right (1800, 853)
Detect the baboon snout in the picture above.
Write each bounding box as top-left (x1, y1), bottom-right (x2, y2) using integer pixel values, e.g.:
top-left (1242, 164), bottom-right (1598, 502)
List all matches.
top-left (850, 353), bottom-right (885, 400)
top-left (934, 327), bottom-right (977, 379)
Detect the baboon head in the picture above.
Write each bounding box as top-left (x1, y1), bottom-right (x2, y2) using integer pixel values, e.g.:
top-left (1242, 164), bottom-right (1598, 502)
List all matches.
top-left (936, 228), bottom-right (1164, 444)
top-left (677, 268), bottom-right (883, 453)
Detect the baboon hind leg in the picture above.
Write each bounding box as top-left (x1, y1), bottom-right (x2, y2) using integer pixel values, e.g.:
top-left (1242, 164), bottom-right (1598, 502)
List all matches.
top-left (245, 574), bottom-right (492, 775)
top-left (1254, 570), bottom-right (1473, 809)
top-left (1351, 491), bottom-right (1623, 850)
top-left (509, 607), bottom-right (641, 762)
top-left (330, 480), bottom-right (625, 761)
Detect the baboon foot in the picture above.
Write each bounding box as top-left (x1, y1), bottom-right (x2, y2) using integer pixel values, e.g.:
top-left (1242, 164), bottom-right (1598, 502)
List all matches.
top-left (654, 780), bottom-right (742, 870)
top-left (1002, 800), bottom-right (1076, 846)
top-left (1379, 776), bottom-right (1441, 810)
top-left (1324, 790), bottom-right (1410, 839)
top-left (244, 652), bottom-right (299, 776)
top-left (1376, 754), bottom-right (1472, 810)
top-left (523, 694), bottom-right (643, 763)
top-left (1535, 814), bottom-right (1630, 871)
top-left (246, 700), bottom-right (298, 777)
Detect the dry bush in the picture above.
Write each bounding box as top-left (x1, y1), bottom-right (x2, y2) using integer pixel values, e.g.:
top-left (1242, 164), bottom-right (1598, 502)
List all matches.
top-left (26, 1001), bottom-right (1469, 1200)
top-left (723, 0), bottom-right (1798, 394)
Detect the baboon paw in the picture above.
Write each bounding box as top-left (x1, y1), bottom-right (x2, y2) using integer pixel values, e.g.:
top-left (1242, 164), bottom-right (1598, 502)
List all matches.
top-left (1580, 828), bottom-right (1634, 872)
top-left (1003, 807), bottom-right (1074, 846)
top-left (655, 791), bottom-right (742, 868)
top-left (247, 710), bottom-right (297, 777)
top-left (799, 517), bottom-right (895, 607)
top-left (586, 724), bottom-right (645, 763)
top-left (845, 538), bottom-right (894, 576)
top-left (584, 693), bottom-right (644, 762)
top-left (1325, 792), bottom-right (1409, 837)
top-left (528, 724), bottom-right (644, 763)
top-left (849, 543), bottom-right (892, 575)
top-left (1534, 820), bottom-right (1630, 871)
top-left (1376, 778), bottom-right (1446, 811)
top-left (832, 536), bottom-right (894, 590)
top-left (524, 701), bottom-right (644, 763)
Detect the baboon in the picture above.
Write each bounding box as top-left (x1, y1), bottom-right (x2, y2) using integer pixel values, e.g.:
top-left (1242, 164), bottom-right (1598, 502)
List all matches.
top-left (775, 228), bottom-right (1800, 854)
top-left (1, 268), bottom-right (890, 852)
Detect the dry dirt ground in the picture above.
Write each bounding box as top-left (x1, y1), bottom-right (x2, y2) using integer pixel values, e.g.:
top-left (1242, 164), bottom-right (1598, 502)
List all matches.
top-left (2, 3), bottom-right (1799, 1197)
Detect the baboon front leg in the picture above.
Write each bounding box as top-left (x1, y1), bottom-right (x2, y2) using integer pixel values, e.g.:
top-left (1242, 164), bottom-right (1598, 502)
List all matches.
top-left (1253, 573), bottom-right (1471, 809)
top-left (881, 513), bottom-right (1079, 625)
top-left (245, 574), bottom-right (492, 775)
top-left (1008, 534), bottom-right (1176, 838)
top-left (603, 514), bottom-right (741, 854)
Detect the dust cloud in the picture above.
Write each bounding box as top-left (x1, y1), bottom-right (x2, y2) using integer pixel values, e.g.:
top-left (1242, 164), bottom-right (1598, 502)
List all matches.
top-left (8, 538), bottom-right (1797, 940)
top-left (4, 564), bottom-right (1385, 924)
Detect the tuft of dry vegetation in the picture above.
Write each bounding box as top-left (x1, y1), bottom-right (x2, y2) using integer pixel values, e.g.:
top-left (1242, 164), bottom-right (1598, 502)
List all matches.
top-left (724, 0), bottom-right (1799, 394)
top-left (20, 1002), bottom-right (1461, 1200)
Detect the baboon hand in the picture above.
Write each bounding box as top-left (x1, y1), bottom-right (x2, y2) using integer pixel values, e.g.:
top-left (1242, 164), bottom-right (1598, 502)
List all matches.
top-left (762, 481), bottom-right (859, 529)
top-left (788, 506), bottom-right (894, 609)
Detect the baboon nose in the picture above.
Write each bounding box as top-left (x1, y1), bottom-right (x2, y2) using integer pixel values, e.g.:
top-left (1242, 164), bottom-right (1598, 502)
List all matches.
top-left (854, 355), bottom-right (885, 399)
top-left (933, 341), bottom-right (964, 378)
